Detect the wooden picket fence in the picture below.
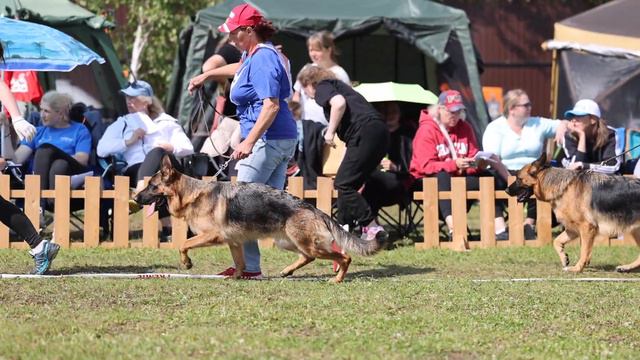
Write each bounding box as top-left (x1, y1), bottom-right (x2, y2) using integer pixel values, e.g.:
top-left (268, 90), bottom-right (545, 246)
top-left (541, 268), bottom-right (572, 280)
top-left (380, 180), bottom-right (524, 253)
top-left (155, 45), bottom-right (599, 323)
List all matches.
top-left (0, 174), bottom-right (635, 250)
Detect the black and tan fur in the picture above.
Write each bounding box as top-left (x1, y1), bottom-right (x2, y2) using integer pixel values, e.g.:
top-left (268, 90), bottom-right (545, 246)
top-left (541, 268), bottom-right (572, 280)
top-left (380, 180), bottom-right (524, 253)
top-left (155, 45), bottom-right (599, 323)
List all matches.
top-left (134, 156), bottom-right (385, 282)
top-left (506, 153), bottom-right (640, 273)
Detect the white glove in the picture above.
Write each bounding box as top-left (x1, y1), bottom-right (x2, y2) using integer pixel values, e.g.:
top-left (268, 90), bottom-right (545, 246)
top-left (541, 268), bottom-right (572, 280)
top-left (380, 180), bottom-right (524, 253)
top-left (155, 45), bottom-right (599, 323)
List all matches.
top-left (12, 117), bottom-right (36, 142)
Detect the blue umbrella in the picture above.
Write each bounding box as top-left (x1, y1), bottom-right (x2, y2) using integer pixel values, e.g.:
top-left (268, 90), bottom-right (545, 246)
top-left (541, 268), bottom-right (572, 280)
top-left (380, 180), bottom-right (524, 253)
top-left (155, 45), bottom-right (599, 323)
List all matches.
top-left (0, 17), bottom-right (105, 72)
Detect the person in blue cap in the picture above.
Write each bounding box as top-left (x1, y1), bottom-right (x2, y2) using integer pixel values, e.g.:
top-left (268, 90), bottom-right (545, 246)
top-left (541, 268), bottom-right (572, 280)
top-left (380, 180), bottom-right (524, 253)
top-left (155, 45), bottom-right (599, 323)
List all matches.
top-left (97, 79), bottom-right (193, 241)
top-left (562, 99), bottom-right (621, 174)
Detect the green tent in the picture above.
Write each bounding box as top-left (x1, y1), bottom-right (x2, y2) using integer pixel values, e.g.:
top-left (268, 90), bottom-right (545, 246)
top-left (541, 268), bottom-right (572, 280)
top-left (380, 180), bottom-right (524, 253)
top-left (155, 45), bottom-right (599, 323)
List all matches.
top-left (167, 0), bottom-right (488, 137)
top-left (0, 0), bottom-right (127, 119)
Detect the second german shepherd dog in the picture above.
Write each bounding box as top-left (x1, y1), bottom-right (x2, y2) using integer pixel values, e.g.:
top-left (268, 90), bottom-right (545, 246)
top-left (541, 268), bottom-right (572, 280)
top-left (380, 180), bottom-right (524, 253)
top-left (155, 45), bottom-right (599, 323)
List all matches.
top-left (506, 153), bottom-right (640, 273)
top-left (134, 156), bottom-right (386, 282)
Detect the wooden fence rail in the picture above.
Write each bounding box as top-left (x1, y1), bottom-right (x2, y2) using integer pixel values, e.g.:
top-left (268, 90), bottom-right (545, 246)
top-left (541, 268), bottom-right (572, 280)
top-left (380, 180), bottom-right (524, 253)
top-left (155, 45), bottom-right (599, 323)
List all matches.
top-left (0, 175), bottom-right (634, 250)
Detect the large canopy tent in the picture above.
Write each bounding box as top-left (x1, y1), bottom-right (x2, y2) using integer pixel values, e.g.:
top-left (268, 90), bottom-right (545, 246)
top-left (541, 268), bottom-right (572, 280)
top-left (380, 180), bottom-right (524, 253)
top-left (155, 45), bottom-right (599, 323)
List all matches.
top-left (543, 0), bottom-right (640, 128)
top-left (167, 0), bottom-right (488, 137)
top-left (0, 0), bottom-right (127, 119)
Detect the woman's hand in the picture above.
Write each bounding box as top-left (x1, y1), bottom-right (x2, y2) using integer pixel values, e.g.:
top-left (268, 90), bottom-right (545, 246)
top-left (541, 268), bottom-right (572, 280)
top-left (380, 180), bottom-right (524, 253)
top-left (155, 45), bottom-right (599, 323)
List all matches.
top-left (188, 73), bottom-right (209, 95)
top-left (455, 157), bottom-right (474, 170)
top-left (381, 158), bottom-right (397, 172)
top-left (324, 131), bottom-right (336, 147)
top-left (0, 157), bottom-right (6, 171)
top-left (125, 128), bottom-right (146, 147)
top-left (13, 118), bottom-right (36, 141)
top-left (567, 121), bottom-right (586, 138)
top-left (231, 139), bottom-right (255, 160)
top-left (567, 161), bottom-right (584, 170)
top-left (555, 120), bottom-right (570, 145)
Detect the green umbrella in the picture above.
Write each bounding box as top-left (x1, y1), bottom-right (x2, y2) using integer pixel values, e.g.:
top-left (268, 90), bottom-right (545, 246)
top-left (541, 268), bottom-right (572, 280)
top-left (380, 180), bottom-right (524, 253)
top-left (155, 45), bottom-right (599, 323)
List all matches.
top-left (353, 82), bottom-right (438, 104)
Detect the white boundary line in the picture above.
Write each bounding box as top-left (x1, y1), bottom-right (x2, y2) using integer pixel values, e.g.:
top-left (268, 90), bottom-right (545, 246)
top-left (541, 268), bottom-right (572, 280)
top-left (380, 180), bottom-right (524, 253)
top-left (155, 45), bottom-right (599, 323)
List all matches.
top-left (1, 273), bottom-right (640, 282)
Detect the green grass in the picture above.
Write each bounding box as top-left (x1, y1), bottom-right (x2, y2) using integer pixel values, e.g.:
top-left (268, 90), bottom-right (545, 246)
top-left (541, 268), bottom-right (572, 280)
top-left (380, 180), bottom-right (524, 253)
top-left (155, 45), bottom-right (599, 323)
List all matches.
top-left (2, 245), bottom-right (640, 359)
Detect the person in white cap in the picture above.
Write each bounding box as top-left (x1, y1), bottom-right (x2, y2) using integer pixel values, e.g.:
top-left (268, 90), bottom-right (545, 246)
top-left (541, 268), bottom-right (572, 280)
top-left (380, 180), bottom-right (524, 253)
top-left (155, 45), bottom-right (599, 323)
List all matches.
top-left (562, 99), bottom-right (621, 174)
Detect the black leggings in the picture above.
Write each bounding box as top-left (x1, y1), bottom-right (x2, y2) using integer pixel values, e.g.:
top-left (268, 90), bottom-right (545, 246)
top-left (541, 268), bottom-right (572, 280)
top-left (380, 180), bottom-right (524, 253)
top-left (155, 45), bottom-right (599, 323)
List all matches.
top-left (0, 195), bottom-right (41, 248)
top-left (33, 143), bottom-right (88, 190)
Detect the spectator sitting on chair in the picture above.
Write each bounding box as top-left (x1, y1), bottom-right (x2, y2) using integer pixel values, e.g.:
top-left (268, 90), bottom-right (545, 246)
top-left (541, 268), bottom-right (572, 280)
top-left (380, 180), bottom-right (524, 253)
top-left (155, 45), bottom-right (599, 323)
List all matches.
top-left (363, 101), bottom-right (415, 226)
top-left (11, 91), bottom-right (92, 211)
top-left (410, 90), bottom-right (510, 248)
top-left (96, 80), bottom-right (194, 241)
top-left (482, 89), bottom-right (568, 239)
top-left (562, 99), bottom-right (621, 174)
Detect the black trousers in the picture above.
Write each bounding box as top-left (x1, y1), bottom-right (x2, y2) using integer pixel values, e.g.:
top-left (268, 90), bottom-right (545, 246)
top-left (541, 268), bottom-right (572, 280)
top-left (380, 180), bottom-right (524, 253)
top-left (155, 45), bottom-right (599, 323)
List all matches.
top-left (362, 170), bottom-right (410, 216)
top-left (334, 120), bottom-right (389, 228)
top-left (433, 170), bottom-right (507, 219)
top-left (0, 195), bottom-right (41, 248)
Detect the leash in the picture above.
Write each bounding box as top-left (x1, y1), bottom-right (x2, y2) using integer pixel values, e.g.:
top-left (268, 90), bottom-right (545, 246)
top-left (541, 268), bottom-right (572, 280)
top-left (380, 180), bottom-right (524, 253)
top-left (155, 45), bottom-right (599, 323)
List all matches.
top-left (596, 142), bottom-right (640, 168)
top-left (190, 87), bottom-right (239, 179)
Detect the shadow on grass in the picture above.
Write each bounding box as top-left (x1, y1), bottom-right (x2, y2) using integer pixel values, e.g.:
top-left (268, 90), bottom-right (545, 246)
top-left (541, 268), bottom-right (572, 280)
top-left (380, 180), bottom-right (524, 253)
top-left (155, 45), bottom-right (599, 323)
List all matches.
top-left (285, 264), bottom-right (435, 282)
top-left (50, 264), bottom-right (181, 275)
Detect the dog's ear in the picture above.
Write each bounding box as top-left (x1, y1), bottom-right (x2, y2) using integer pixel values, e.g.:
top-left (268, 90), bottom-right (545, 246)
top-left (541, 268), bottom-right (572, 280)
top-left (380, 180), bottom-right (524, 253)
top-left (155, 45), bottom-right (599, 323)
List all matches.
top-left (534, 152), bottom-right (547, 166)
top-left (160, 155), bottom-right (173, 173)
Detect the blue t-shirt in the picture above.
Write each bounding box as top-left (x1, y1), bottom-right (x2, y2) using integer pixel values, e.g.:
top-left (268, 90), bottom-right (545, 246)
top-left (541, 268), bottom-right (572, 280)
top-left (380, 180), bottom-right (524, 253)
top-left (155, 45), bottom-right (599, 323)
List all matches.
top-left (21, 121), bottom-right (92, 156)
top-left (229, 43), bottom-right (297, 140)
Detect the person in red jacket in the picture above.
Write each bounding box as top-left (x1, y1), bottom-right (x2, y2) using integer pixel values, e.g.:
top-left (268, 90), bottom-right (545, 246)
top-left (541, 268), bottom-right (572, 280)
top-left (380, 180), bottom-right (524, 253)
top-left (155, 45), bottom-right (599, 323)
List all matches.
top-left (409, 90), bottom-right (509, 245)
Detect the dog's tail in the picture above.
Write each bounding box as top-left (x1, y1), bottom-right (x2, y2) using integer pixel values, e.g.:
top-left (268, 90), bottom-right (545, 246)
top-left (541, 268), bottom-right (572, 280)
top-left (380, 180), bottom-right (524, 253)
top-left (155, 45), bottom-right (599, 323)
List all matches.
top-left (321, 213), bottom-right (386, 256)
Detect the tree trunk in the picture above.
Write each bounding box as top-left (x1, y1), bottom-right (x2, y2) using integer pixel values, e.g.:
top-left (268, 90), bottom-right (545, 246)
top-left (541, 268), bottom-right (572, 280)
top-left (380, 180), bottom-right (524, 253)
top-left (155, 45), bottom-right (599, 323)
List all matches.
top-left (129, 6), bottom-right (151, 80)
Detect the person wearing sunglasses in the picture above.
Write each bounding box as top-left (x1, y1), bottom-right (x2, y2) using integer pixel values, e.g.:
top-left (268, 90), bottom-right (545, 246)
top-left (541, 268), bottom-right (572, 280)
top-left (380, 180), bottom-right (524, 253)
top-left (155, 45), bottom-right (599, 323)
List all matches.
top-left (482, 88), bottom-right (569, 239)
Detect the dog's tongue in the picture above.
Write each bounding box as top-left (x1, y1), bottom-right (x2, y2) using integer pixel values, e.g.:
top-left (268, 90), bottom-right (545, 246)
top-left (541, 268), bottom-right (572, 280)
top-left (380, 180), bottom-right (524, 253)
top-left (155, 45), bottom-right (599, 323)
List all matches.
top-left (145, 202), bottom-right (156, 217)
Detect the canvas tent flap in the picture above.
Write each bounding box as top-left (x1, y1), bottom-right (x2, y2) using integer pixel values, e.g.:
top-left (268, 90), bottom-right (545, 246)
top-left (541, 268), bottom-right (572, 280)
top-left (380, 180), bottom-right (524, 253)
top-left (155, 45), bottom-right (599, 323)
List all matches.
top-left (547, 0), bottom-right (640, 128)
top-left (168, 0), bottom-right (488, 137)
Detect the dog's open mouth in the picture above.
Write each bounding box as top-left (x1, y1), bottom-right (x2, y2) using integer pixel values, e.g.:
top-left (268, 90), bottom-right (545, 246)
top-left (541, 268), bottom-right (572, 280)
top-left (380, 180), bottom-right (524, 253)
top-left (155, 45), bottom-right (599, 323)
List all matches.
top-left (516, 188), bottom-right (533, 203)
top-left (144, 197), bottom-right (166, 218)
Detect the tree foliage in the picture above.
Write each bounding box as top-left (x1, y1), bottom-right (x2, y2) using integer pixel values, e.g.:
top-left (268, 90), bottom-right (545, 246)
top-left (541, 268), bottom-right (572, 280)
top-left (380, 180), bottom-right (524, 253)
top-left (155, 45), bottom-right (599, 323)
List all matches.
top-left (74, 0), bottom-right (223, 99)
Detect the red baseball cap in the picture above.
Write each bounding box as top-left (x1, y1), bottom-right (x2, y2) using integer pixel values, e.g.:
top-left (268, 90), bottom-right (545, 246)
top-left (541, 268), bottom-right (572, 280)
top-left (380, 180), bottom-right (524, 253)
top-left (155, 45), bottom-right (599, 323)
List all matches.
top-left (438, 90), bottom-right (466, 112)
top-left (218, 4), bottom-right (264, 33)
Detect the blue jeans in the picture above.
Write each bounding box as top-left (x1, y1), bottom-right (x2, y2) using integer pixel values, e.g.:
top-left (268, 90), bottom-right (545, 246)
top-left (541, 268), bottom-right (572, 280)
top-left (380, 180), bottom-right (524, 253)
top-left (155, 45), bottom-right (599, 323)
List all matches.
top-left (234, 138), bottom-right (297, 272)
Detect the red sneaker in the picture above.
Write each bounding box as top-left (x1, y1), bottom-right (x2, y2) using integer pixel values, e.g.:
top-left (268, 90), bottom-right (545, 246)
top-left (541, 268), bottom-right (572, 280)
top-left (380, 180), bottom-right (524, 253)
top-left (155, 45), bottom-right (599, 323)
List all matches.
top-left (217, 267), bottom-right (236, 276)
top-left (217, 267), bottom-right (263, 280)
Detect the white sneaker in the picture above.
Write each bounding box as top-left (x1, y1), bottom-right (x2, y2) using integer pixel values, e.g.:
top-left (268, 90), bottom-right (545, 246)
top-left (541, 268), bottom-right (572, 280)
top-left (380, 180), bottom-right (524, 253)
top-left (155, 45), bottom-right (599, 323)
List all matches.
top-left (361, 225), bottom-right (388, 242)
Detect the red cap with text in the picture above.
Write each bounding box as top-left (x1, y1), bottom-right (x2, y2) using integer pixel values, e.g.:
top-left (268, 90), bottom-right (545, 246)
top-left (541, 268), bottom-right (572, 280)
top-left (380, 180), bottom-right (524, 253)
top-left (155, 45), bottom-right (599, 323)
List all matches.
top-left (218, 4), bottom-right (264, 33)
top-left (438, 90), bottom-right (466, 112)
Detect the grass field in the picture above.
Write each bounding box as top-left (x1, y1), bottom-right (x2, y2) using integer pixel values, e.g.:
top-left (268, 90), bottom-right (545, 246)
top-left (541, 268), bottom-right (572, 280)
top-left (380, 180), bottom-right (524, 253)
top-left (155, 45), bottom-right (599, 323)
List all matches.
top-left (2, 244), bottom-right (640, 359)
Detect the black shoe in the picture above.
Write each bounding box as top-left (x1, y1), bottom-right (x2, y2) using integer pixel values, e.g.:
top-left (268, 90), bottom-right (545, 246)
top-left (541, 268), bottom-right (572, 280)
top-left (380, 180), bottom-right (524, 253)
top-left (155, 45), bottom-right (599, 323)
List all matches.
top-left (160, 227), bottom-right (172, 243)
top-left (524, 224), bottom-right (536, 240)
top-left (495, 230), bottom-right (509, 241)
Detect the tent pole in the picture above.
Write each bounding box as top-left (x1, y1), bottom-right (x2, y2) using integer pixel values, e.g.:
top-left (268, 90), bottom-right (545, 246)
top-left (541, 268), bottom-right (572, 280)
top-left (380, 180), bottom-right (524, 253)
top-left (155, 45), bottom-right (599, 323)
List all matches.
top-left (550, 49), bottom-right (559, 119)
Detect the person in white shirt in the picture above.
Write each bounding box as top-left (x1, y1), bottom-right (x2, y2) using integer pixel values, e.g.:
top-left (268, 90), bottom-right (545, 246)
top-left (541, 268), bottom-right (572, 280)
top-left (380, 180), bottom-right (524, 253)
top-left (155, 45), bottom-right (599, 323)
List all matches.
top-left (482, 88), bottom-right (568, 239)
top-left (97, 80), bottom-right (193, 240)
top-left (292, 31), bottom-right (350, 125)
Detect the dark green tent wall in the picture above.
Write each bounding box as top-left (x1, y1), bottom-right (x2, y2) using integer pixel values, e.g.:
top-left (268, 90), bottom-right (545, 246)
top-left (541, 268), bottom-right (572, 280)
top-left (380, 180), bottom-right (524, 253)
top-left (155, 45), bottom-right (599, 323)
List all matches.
top-left (167, 0), bottom-right (489, 137)
top-left (0, 0), bottom-right (127, 119)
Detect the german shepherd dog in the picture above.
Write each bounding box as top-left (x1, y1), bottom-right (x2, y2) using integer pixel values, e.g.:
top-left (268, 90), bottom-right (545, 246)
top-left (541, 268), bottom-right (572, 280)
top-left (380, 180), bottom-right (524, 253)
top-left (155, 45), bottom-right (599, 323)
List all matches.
top-left (506, 153), bottom-right (640, 273)
top-left (134, 156), bottom-right (386, 282)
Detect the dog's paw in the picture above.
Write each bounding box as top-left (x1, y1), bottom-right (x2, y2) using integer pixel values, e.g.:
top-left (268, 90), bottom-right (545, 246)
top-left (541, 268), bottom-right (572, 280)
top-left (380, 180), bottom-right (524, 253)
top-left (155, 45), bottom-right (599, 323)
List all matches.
top-left (616, 265), bottom-right (632, 273)
top-left (182, 260), bottom-right (193, 270)
top-left (280, 270), bottom-right (293, 278)
top-left (563, 265), bottom-right (584, 273)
